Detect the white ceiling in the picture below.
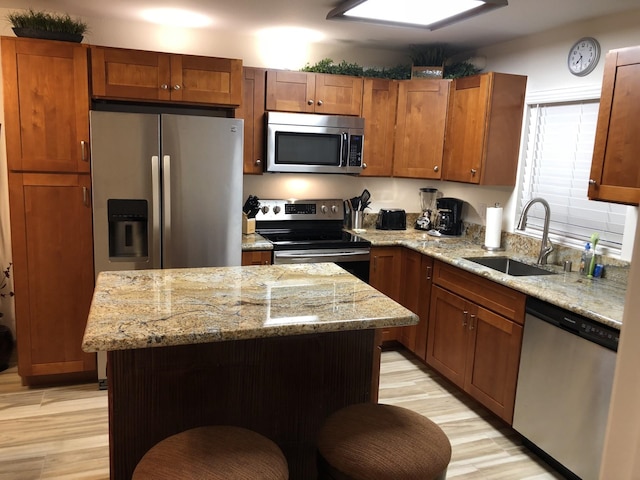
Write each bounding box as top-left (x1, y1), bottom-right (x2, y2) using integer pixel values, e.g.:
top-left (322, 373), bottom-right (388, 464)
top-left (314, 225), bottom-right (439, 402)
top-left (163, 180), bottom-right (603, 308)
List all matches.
top-left (1, 0), bottom-right (639, 52)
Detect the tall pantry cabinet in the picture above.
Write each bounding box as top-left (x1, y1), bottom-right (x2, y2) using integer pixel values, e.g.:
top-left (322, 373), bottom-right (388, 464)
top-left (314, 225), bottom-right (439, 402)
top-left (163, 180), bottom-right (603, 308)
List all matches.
top-left (1, 37), bottom-right (96, 384)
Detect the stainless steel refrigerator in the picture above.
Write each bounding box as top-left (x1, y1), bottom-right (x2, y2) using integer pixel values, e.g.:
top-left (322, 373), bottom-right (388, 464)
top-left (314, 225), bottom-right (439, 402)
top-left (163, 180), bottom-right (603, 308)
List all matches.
top-left (90, 110), bottom-right (243, 388)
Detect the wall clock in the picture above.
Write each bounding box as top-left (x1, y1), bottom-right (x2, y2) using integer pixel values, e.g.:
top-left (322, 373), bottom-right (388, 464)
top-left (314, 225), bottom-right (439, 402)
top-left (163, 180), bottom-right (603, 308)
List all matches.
top-left (568, 37), bottom-right (601, 76)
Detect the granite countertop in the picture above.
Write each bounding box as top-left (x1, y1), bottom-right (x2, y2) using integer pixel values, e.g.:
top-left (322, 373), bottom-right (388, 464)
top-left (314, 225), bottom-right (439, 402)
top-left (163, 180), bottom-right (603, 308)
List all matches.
top-left (82, 262), bottom-right (418, 352)
top-left (240, 228), bottom-right (626, 329)
top-left (241, 233), bottom-right (272, 250)
top-left (353, 229), bottom-right (626, 329)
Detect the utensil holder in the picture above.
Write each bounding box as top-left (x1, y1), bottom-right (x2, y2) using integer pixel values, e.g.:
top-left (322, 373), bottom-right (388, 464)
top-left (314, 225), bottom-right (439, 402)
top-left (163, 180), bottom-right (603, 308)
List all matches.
top-left (351, 211), bottom-right (363, 230)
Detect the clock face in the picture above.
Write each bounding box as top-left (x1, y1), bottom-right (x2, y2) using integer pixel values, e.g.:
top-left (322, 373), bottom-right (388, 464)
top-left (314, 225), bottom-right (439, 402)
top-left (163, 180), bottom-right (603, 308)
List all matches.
top-left (568, 37), bottom-right (600, 76)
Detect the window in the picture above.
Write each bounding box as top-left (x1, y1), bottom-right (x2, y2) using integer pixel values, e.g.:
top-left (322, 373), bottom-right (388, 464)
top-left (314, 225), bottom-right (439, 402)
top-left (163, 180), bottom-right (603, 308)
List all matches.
top-left (518, 93), bottom-right (628, 253)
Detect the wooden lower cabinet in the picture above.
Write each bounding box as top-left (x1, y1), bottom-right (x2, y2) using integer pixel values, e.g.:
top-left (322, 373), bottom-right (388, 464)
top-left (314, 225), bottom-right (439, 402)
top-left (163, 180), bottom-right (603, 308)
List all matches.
top-left (398, 248), bottom-right (433, 360)
top-left (369, 247), bottom-right (402, 343)
top-left (427, 268), bottom-right (524, 424)
top-left (241, 250), bottom-right (272, 265)
top-left (9, 173), bottom-right (96, 383)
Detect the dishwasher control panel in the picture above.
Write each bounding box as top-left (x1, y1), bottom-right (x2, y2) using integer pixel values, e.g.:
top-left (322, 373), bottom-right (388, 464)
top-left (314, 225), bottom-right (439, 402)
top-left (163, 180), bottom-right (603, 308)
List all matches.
top-left (527, 297), bottom-right (620, 351)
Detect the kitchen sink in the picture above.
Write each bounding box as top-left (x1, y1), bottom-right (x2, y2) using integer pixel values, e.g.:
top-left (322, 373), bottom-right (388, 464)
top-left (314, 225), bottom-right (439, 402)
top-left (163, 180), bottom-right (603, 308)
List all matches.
top-left (465, 256), bottom-right (555, 276)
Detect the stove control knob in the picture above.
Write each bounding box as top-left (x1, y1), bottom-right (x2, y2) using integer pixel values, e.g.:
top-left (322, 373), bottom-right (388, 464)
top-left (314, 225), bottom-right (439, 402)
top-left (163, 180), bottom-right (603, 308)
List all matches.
top-left (331, 205), bottom-right (338, 213)
top-left (321, 205), bottom-right (328, 214)
top-left (273, 205), bottom-right (281, 214)
top-left (261, 206), bottom-right (270, 215)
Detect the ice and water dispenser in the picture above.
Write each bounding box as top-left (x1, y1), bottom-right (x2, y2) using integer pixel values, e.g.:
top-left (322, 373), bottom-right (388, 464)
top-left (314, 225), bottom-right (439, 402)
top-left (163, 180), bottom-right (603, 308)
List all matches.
top-left (108, 199), bottom-right (148, 260)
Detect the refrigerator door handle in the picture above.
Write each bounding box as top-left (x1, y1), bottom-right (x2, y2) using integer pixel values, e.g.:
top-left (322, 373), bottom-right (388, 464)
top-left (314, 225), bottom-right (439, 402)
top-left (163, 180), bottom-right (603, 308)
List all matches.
top-left (151, 155), bottom-right (162, 269)
top-left (162, 155), bottom-right (172, 268)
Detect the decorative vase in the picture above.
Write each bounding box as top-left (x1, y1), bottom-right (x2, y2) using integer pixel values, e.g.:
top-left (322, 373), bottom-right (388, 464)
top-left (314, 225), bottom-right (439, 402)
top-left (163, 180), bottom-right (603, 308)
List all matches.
top-left (12, 27), bottom-right (83, 43)
top-left (0, 325), bottom-right (14, 372)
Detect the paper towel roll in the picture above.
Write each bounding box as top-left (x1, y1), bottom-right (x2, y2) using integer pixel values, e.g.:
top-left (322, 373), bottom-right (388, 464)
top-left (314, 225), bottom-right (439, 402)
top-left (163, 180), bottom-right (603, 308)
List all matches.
top-left (484, 206), bottom-right (503, 249)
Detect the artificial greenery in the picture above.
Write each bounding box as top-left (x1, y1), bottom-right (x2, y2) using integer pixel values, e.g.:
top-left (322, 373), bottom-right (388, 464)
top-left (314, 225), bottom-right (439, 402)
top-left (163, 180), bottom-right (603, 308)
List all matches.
top-left (302, 59), bottom-right (412, 80)
top-left (408, 43), bottom-right (455, 66)
top-left (7, 8), bottom-right (88, 35)
top-left (301, 58), bottom-right (480, 80)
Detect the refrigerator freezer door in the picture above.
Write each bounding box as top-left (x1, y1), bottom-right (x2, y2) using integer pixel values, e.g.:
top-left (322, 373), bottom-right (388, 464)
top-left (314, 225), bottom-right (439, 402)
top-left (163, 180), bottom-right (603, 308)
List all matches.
top-left (90, 111), bottom-right (161, 273)
top-left (161, 115), bottom-right (243, 268)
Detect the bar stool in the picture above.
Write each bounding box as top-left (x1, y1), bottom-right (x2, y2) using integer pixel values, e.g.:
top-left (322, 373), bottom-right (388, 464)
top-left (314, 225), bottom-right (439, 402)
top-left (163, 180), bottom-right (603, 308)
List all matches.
top-left (133, 425), bottom-right (289, 479)
top-left (317, 403), bottom-right (451, 480)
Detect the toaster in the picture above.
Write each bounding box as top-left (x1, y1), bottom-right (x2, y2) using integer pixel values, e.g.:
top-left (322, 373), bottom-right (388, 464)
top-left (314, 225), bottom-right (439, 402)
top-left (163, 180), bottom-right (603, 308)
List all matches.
top-left (376, 209), bottom-right (407, 230)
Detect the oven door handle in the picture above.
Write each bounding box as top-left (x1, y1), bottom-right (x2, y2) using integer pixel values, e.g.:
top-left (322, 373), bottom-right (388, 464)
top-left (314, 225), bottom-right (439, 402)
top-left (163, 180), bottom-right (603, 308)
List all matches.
top-left (275, 250), bottom-right (370, 263)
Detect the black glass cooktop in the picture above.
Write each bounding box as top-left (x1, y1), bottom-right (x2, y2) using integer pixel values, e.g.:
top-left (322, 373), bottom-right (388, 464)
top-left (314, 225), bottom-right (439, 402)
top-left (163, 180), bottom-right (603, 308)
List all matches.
top-left (258, 230), bottom-right (371, 251)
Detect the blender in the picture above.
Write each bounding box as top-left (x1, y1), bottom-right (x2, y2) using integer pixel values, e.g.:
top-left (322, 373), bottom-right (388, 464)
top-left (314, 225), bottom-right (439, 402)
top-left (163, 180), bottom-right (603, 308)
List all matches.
top-left (415, 188), bottom-right (439, 230)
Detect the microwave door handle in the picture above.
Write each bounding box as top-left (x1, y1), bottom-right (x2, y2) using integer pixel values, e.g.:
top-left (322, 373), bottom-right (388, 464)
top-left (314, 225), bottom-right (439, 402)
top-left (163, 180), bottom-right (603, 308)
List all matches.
top-left (341, 132), bottom-right (348, 167)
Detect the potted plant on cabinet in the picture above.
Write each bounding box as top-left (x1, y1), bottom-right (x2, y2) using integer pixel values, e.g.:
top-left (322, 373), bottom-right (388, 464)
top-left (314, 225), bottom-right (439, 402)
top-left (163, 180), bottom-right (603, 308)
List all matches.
top-left (7, 8), bottom-right (88, 43)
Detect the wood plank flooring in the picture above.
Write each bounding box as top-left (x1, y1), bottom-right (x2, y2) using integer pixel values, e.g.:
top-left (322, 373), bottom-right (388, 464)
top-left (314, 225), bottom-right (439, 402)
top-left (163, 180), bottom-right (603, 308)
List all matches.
top-left (0, 348), bottom-right (564, 479)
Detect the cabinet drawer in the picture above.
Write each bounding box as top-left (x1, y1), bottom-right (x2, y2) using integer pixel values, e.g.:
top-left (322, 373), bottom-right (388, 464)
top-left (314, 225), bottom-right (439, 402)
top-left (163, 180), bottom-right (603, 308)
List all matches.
top-left (433, 260), bottom-right (525, 323)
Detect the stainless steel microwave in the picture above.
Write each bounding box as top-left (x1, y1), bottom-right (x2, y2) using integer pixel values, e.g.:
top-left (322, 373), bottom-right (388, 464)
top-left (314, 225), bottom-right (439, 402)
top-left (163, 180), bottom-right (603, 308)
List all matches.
top-left (266, 112), bottom-right (364, 174)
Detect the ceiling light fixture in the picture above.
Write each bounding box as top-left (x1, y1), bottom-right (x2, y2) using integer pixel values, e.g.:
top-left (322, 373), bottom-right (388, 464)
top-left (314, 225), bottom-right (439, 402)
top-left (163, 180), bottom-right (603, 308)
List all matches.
top-left (327, 0), bottom-right (508, 30)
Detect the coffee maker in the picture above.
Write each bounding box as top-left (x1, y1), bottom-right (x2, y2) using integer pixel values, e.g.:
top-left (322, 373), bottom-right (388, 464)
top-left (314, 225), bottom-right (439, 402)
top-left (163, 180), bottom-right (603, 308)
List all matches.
top-left (436, 197), bottom-right (464, 236)
top-left (415, 187), bottom-right (439, 230)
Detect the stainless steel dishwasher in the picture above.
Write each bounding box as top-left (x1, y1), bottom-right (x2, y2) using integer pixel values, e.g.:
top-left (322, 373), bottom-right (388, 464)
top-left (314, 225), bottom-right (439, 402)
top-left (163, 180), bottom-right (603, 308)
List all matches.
top-left (513, 297), bottom-right (619, 480)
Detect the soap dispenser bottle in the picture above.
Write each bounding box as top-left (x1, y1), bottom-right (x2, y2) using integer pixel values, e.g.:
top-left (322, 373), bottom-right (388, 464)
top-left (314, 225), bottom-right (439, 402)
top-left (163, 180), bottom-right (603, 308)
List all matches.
top-left (579, 242), bottom-right (592, 275)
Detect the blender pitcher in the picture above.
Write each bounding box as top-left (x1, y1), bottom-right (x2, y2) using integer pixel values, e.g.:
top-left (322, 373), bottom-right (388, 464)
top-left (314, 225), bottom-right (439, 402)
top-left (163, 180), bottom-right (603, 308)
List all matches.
top-left (415, 188), bottom-right (439, 230)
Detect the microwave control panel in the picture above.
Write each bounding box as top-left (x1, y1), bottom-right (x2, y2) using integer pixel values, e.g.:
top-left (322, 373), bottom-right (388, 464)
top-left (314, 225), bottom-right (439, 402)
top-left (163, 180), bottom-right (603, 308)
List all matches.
top-left (348, 135), bottom-right (363, 167)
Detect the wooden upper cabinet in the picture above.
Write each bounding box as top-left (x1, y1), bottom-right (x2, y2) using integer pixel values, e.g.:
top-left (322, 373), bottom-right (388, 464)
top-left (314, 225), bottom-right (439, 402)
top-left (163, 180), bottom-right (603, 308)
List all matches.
top-left (266, 70), bottom-right (363, 115)
top-left (1, 37), bottom-right (90, 173)
top-left (393, 79), bottom-right (450, 179)
top-left (588, 46), bottom-right (640, 205)
top-left (238, 67), bottom-right (266, 174)
top-left (90, 46), bottom-right (242, 107)
top-left (360, 78), bottom-right (398, 177)
top-left (442, 72), bottom-right (527, 185)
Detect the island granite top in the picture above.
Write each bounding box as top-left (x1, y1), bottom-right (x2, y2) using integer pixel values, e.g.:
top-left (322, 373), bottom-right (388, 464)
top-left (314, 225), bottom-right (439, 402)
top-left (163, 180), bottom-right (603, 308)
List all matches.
top-left (82, 262), bottom-right (418, 352)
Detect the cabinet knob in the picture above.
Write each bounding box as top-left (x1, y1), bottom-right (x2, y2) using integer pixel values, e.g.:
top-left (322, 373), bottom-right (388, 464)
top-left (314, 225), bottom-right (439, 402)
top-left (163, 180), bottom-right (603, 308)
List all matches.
top-left (433, 165), bottom-right (439, 172)
top-left (308, 99), bottom-right (314, 105)
top-left (470, 169), bottom-right (477, 175)
top-left (173, 84), bottom-right (182, 91)
top-left (362, 162), bottom-right (367, 169)
top-left (255, 159), bottom-right (262, 165)
top-left (317, 100), bottom-right (323, 106)
top-left (160, 84), bottom-right (169, 90)
top-left (589, 179), bottom-right (597, 185)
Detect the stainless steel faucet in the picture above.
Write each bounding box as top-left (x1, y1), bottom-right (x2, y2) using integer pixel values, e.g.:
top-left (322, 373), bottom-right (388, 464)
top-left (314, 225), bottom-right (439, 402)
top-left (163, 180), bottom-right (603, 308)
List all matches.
top-left (517, 198), bottom-right (553, 265)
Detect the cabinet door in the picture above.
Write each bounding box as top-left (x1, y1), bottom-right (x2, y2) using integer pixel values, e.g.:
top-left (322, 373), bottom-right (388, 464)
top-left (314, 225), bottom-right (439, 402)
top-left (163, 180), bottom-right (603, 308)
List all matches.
top-left (589, 46), bottom-right (640, 205)
top-left (393, 79), bottom-right (449, 179)
top-left (314, 74), bottom-right (363, 115)
top-left (442, 74), bottom-right (489, 184)
top-left (443, 73), bottom-right (526, 185)
top-left (2, 37), bottom-right (90, 173)
top-left (90, 46), bottom-right (171, 102)
top-left (465, 305), bottom-right (523, 423)
top-left (170, 54), bottom-right (242, 106)
top-left (238, 67), bottom-right (266, 174)
top-left (9, 173), bottom-right (96, 379)
top-left (241, 251), bottom-right (272, 265)
top-left (399, 249), bottom-right (433, 359)
top-left (369, 247), bottom-right (402, 342)
top-left (426, 286), bottom-right (469, 388)
top-left (266, 70), bottom-right (316, 113)
top-left (361, 78), bottom-right (397, 177)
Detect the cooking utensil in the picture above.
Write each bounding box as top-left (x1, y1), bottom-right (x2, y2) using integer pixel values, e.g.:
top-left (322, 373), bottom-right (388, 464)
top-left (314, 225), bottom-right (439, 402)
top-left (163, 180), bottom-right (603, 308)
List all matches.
top-left (360, 189), bottom-right (371, 208)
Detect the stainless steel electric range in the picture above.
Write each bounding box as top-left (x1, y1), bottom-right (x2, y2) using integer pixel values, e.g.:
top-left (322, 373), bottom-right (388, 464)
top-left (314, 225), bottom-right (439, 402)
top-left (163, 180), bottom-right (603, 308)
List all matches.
top-left (255, 199), bottom-right (371, 282)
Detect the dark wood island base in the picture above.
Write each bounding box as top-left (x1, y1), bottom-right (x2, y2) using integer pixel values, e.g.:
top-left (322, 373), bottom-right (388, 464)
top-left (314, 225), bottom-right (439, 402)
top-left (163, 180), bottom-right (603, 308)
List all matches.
top-left (107, 329), bottom-right (379, 480)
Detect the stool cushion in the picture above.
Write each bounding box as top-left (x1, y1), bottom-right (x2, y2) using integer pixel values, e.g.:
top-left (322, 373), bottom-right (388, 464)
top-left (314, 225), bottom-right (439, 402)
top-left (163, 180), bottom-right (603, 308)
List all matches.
top-left (317, 403), bottom-right (451, 480)
top-left (133, 425), bottom-right (289, 479)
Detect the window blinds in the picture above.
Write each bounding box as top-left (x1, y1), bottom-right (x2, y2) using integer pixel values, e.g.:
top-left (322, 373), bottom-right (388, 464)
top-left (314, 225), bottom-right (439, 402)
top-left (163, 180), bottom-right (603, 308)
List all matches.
top-left (519, 100), bottom-right (626, 250)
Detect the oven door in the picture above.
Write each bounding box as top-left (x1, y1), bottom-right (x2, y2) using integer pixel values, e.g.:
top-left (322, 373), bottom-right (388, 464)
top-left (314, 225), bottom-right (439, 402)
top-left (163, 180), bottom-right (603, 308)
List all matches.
top-left (272, 249), bottom-right (370, 282)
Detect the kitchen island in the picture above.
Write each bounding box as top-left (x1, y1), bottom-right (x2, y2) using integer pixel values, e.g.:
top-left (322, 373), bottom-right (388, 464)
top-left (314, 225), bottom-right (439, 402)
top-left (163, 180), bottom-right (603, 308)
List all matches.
top-left (82, 263), bottom-right (417, 480)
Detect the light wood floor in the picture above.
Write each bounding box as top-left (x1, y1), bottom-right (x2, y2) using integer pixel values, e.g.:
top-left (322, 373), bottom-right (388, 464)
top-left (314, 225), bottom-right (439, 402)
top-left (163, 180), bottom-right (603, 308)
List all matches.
top-left (0, 348), bottom-right (564, 479)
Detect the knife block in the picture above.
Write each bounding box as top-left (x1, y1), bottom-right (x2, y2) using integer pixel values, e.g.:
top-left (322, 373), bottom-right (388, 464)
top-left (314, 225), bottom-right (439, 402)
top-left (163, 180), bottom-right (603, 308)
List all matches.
top-left (242, 213), bottom-right (255, 234)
